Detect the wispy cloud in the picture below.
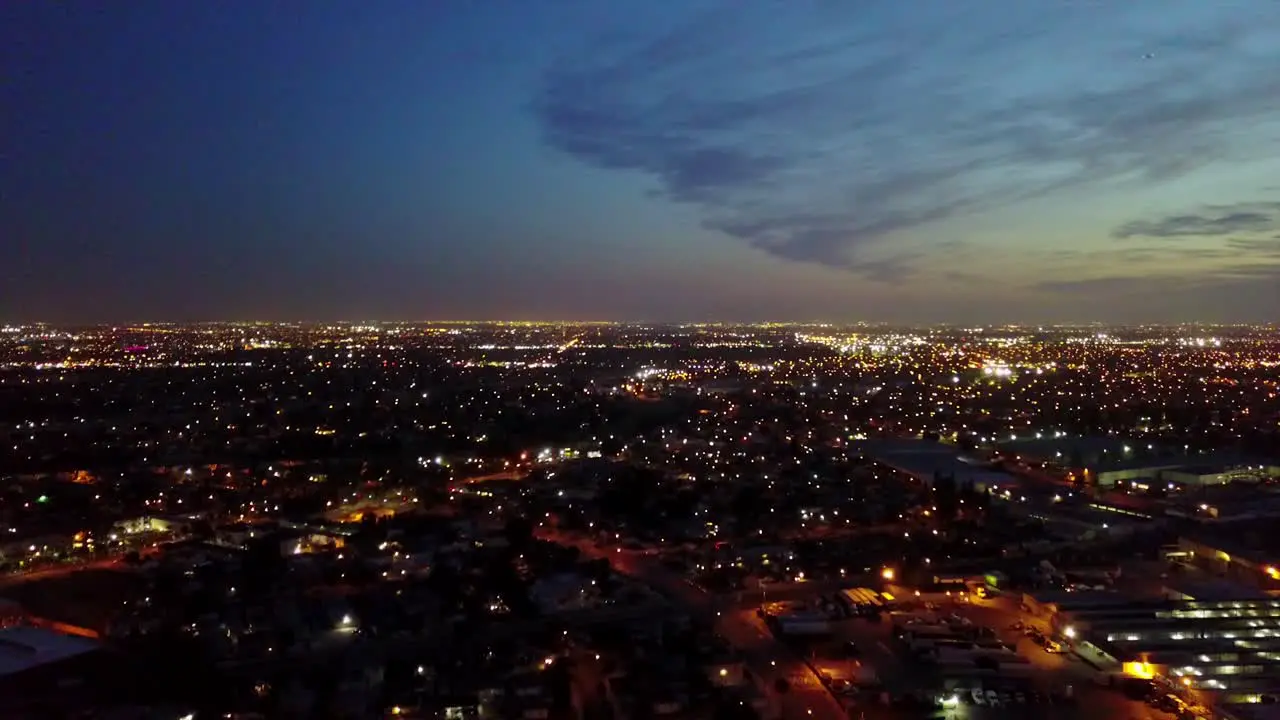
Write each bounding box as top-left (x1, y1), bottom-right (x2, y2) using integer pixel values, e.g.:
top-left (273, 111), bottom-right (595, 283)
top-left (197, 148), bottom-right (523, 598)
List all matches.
top-left (1036, 263), bottom-right (1280, 323)
top-left (1226, 236), bottom-right (1280, 256)
top-left (1043, 211), bottom-right (1280, 304)
top-left (1113, 201), bottom-right (1280, 239)
top-left (532, 1), bottom-right (1280, 274)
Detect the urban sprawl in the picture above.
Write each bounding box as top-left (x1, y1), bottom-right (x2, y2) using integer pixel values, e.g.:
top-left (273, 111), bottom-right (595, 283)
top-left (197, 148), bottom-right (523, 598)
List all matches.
top-left (1, 322), bottom-right (1279, 720)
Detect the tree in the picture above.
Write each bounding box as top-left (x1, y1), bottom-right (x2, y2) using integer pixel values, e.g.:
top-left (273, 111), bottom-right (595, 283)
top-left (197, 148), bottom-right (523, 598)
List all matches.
top-left (503, 516), bottom-right (534, 551)
top-left (933, 473), bottom-right (959, 520)
top-left (242, 533), bottom-right (285, 595)
top-left (1068, 448), bottom-right (1085, 473)
top-left (958, 480), bottom-right (981, 512)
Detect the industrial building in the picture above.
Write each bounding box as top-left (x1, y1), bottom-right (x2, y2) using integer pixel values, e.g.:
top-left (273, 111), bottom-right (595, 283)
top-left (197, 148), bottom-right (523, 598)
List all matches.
top-left (1024, 590), bottom-right (1280, 706)
top-left (858, 438), bottom-right (1014, 490)
top-left (1175, 530), bottom-right (1280, 594)
top-left (0, 625), bottom-right (112, 715)
top-left (996, 435), bottom-right (1278, 488)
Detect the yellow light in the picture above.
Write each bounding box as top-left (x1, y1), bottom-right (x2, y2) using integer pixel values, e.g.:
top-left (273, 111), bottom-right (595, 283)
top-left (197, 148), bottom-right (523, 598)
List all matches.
top-left (1266, 566), bottom-right (1280, 580)
top-left (1123, 661), bottom-right (1155, 679)
top-left (719, 668), bottom-right (728, 677)
top-left (1064, 626), bottom-right (1077, 639)
top-left (881, 567), bottom-right (896, 581)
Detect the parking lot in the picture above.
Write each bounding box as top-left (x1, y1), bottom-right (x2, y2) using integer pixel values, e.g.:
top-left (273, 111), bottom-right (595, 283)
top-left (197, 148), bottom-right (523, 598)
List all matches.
top-left (758, 588), bottom-right (1187, 720)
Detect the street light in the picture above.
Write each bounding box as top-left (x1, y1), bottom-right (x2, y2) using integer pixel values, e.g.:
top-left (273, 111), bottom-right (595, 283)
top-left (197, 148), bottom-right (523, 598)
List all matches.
top-left (881, 567), bottom-right (895, 582)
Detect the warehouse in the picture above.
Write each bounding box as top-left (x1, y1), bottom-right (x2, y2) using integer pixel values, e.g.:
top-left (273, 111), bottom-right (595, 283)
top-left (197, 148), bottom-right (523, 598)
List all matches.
top-left (997, 436), bottom-right (1278, 488)
top-left (859, 438), bottom-right (1014, 491)
top-left (1025, 590), bottom-right (1280, 705)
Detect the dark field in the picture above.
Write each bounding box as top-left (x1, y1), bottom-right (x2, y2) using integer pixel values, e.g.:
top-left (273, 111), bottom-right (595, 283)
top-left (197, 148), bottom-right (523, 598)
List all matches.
top-left (3, 568), bottom-right (143, 632)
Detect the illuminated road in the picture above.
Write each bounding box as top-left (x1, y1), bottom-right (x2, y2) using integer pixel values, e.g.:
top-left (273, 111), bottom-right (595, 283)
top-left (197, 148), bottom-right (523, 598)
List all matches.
top-left (457, 470), bottom-right (526, 485)
top-left (0, 557), bottom-right (126, 588)
top-left (716, 608), bottom-right (849, 720)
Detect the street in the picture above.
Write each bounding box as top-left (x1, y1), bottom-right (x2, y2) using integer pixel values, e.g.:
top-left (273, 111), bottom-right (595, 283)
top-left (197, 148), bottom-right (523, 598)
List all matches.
top-left (0, 557), bottom-right (125, 589)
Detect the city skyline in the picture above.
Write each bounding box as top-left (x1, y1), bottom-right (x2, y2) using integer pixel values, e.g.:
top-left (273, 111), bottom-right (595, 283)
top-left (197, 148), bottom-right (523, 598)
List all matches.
top-left (5, 1), bottom-right (1280, 323)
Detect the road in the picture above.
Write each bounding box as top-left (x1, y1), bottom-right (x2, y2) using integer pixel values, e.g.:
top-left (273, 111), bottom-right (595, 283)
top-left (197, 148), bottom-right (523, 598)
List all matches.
top-left (457, 470), bottom-right (526, 485)
top-left (545, 531), bottom-right (847, 720)
top-left (0, 557), bottom-right (126, 588)
top-left (717, 607), bottom-right (851, 720)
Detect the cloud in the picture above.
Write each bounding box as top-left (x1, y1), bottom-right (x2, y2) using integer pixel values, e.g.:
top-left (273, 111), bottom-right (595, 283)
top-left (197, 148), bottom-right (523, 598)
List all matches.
top-left (1113, 202), bottom-right (1280, 239)
top-left (1049, 245), bottom-right (1238, 264)
top-left (1226, 236), bottom-right (1280, 256)
top-left (532, 1), bottom-right (1280, 274)
top-left (1038, 262), bottom-right (1280, 295)
top-left (1037, 276), bottom-right (1151, 295)
top-left (1035, 263), bottom-right (1280, 322)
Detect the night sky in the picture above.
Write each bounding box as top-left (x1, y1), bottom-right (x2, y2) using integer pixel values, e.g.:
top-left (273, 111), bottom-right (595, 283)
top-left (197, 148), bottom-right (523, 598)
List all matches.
top-left (5, 1), bottom-right (1280, 323)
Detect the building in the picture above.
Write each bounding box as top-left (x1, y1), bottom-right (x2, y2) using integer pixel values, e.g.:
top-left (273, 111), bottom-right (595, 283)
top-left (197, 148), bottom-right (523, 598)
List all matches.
top-left (859, 438), bottom-right (1014, 491)
top-left (1023, 590), bottom-right (1280, 705)
top-left (996, 436), bottom-right (1278, 489)
top-left (1168, 492), bottom-right (1280, 524)
top-left (0, 626), bottom-right (111, 714)
top-left (1161, 465), bottom-right (1278, 487)
top-left (1176, 531), bottom-right (1280, 593)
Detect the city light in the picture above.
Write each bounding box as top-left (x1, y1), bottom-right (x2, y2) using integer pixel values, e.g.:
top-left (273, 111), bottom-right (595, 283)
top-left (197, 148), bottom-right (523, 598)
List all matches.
top-left (1124, 661), bottom-right (1155, 679)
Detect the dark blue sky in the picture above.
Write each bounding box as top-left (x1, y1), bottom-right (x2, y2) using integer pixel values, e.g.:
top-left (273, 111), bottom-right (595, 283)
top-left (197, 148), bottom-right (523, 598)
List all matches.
top-left (5, 1), bottom-right (1280, 323)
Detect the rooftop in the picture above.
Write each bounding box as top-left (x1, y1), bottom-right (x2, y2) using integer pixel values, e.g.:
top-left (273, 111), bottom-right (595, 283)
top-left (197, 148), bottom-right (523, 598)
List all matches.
top-left (1186, 520), bottom-right (1280, 560)
top-left (858, 438), bottom-right (1016, 487)
top-left (996, 436), bottom-right (1195, 473)
top-left (1164, 577), bottom-right (1269, 602)
top-left (1028, 589), bottom-right (1132, 610)
top-left (0, 626), bottom-right (100, 677)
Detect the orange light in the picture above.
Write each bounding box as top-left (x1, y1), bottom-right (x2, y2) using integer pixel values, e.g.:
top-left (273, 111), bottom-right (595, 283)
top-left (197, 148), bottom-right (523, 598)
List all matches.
top-left (1265, 566), bottom-right (1279, 580)
top-left (1123, 661), bottom-right (1155, 679)
top-left (881, 567), bottom-right (896, 581)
